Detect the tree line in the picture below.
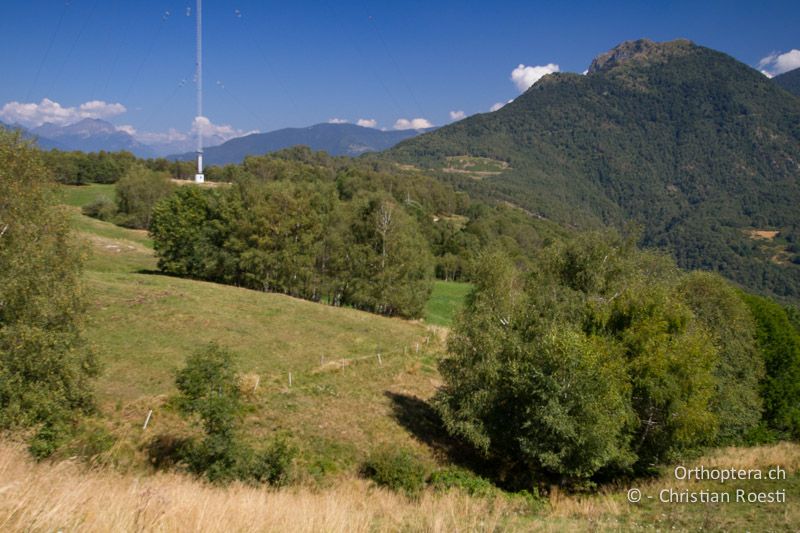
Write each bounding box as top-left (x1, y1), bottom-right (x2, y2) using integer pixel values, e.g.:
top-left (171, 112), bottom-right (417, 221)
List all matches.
top-left (436, 232), bottom-right (800, 489)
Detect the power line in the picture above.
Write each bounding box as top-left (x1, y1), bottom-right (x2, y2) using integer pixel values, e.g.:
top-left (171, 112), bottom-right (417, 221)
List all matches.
top-left (99, 0), bottom-right (134, 100)
top-left (322, 1), bottom-right (408, 119)
top-left (123, 9), bottom-right (172, 102)
top-left (233, 7), bottom-right (300, 120)
top-left (364, 6), bottom-right (428, 120)
top-left (48, 0), bottom-right (100, 98)
top-left (26, 0), bottom-right (71, 101)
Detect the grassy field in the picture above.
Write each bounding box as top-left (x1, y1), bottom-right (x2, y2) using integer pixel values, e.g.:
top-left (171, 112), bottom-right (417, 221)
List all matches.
top-left (59, 185), bottom-right (441, 473)
top-left (2, 439), bottom-right (797, 531)
top-left (13, 184), bottom-right (794, 531)
top-left (58, 182), bottom-right (116, 207)
top-left (424, 281), bottom-right (472, 326)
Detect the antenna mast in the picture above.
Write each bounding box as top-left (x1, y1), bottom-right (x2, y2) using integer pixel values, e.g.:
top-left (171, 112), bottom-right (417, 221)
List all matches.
top-left (194, 0), bottom-right (204, 183)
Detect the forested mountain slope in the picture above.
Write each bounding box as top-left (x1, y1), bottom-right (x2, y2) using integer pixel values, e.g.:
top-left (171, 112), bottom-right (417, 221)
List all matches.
top-left (385, 39), bottom-right (800, 302)
top-left (774, 67), bottom-right (800, 96)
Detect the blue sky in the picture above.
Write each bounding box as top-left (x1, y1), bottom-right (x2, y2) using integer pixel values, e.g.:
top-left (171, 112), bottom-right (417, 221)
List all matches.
top-left (1, 0), bottom-right (798, 147)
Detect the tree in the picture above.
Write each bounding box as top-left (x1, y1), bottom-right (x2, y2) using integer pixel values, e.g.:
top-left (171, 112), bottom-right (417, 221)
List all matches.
top-left (175, 344), bottom-right (243, 481)
top-left (150, 185), bottom-right (214, 277)
top-left (341, 194), bottom-right (434, 317)
top-left (115, 163), bottom-right (176, 229)
top-left (679, 272), bottom-right (763, 443)
top-left (437, 250), bottom-right (634, 487)
top-left (173, 344), bottom-right (295, 484)
top-left (435, 233), bottom-right (724, 486)
top-left (0, 130), bottom-right (97, 457)
top-left (741, 294), bottom-right (800, 438)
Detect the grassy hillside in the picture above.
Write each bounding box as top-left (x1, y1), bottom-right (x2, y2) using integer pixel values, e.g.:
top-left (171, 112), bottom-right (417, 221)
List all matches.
top-left (61, 185), bottom-right (442, 472)
top-left (386, 39), bottom-right (800, 304)
top-left (41, 185), bottom-right (798, 531)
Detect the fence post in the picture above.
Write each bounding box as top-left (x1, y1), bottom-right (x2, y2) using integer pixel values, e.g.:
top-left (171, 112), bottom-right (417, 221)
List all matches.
top-left (143, 409), bottom-right (153, 430)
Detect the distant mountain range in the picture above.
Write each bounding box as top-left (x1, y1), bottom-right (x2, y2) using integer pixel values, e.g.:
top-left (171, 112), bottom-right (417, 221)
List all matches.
top-left (384, 39), bottom-right (800, 303)
top-left (168, 123), bottom-right (431, 165)
top-left (774, 67), bottom-right (800, 96)
top-left (0, 120), bottom-right (428, 162)
top-left (31, 119), bottom-right (155, 157)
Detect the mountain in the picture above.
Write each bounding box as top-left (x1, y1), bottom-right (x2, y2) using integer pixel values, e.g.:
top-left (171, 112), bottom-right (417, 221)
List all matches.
top-left (31, 118), bottom-right (155, 157)
top-left (385, 39), bottom-right (800, 302)
top-left (774, 67), bottom-right (800, 96)
top-left (170, 123), bottom-right (429, 165)
top-left (0, 120), bottom-right (66, 150)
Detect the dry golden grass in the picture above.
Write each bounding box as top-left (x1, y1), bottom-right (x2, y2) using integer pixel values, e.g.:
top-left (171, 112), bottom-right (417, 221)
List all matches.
top-left (0, 442), bottom-right (519, 533)
top-left (546, 442), bottom-right (800, 523)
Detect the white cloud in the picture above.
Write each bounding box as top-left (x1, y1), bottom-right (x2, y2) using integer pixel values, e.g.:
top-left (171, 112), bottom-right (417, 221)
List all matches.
top-left (117, 124), bottom-right (137, 135)
top-left (510, 63), bottom-right (560, 92)
top-left (134, 128), bottom-right (188, 144)
top-left (489, 99), bottom-right (514, 112)
top-left (0, 98), bottom-right (127, 127)
top-left (356, 118), bottom-right (377, 128)
top-left (328, 117), bottom-right (348, 124)
top-left (758, 49), bottom-right (800, 77)
top-left (191, 116), bottom-right (254, 142)
top-left (449, 110), bottom-right (466, 121)
top-left (393, 117), bottom-right (433, 130)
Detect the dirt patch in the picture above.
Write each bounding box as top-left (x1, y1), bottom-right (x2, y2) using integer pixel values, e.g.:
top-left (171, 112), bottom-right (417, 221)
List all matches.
top-left (746, 229), bottom-right (780, 240)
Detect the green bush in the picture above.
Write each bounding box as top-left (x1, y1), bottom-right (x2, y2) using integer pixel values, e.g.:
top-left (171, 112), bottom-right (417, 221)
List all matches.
top-left (435, 233), bottom-right (740, 487)
top-left (66, 420), bottom-right (116, 463)
top-left (741, 294), bottom-right (800, 438)
top-left (28, 420), bottom-right (72, 460)
top-left (82, 195), bottom-right (118, 221)
top-left (361, 448), bottom-right (428, 497)
top-left (115, 163), bottom-right (176, 229)
top-left (429, 467), bottom-right (497, 497)
top-left (246, 437), bottom-right (296, 487)
top-left (171, 344), bottom-right (296, 485)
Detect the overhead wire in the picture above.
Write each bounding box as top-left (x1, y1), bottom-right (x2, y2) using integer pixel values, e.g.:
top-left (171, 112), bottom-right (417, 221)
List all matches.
top-left (99, 0), bottom-right (135, 99)
top-left (206, 69), bottom-right (271, 131)
top-left (48, 0), bottom-right (101, 98)
top-left (322, 0), bottom-right (408, 119)
top-left (363, 5), bottom-right (428, 120)
top-left (26, 0), bottom-right (71, 101)
top-left (123, 8), bottom-right (172, 102)
top-left (233, 7), bottom-right (300, 121)
top-left (88, 0), bottom-right (120, 100)
top-left (137, 71), bottom-right (193, 136)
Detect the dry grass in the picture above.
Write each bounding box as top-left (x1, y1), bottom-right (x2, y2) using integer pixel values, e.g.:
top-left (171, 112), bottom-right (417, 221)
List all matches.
top-left (746, 229), bottom-right (780, 240)
top-left (545, 442), bottom-right (800, 529)
top-left (0, 442), bottom-right (518, 533)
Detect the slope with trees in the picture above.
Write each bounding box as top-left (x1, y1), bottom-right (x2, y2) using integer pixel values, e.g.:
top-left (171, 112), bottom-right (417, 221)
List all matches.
top-left (385, 39), bottom-right (800, 303)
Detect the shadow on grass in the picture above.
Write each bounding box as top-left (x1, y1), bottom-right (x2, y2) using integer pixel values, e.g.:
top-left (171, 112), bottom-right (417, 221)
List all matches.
top-left (384, 391), bottom-right (495, 478)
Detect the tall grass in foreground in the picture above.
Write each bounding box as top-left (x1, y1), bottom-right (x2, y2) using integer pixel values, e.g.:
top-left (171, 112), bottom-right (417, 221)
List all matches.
top-left (1, 442), bottom-right (799, 531)
top-left (0, 442), bottom-right (516, 532)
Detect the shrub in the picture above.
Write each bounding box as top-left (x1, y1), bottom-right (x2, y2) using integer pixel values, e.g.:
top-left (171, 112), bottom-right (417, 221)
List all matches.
top-left (115, 164), bottom-right (176, 229)
top-left (361, 448), bottom-right (428, 497)
top-left (246, 437), bottom-right (296, 487)
top-left (741, 294), bottom-right (800, 438)
top-left (435, 234), bottom-right (728, 487)
top-left (82, 195), bottom-right (117, 221)
top-left (172, 345), bottom-right (296, 485)
top-left (429, 467), bottom-right (497, 497)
